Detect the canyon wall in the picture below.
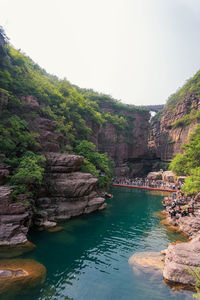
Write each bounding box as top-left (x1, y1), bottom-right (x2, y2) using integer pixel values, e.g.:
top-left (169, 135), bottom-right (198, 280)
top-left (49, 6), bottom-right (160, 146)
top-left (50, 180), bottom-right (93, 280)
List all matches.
top-left (96, 102), bottom-right (151, 176)
top-left (149, 94), bottom-right (200, 161)
top-left (0, 92), bottom-right (152, 245)
top-left (21, 95), bottom-right (151, 177)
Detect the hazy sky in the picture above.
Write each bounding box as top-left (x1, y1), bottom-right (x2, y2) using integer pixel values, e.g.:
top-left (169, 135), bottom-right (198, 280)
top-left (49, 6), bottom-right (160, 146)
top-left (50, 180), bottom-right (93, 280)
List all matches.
top-left (0, 0), bottom-right (200, 105)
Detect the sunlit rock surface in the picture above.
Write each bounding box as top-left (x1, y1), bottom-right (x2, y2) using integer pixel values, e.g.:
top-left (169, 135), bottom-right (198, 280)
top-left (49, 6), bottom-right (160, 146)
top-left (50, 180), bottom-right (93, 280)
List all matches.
top-left (34, 152), bottom-right (106, 225)
top-left (129, 252), bottom-right (165, 272)
top-left (163, 235), bottom-right (200, 286)
top-left (0, 259), bottom-right (46, 297)
top-left (0, 186), bottom-right (32, 246)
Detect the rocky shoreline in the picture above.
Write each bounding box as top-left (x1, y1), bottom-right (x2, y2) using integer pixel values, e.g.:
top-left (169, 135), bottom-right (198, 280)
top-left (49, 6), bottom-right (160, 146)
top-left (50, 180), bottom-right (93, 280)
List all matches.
top-left (130, 190), bottom-right (200, 290)
top-left (0, 153), bottom-right (108, 296)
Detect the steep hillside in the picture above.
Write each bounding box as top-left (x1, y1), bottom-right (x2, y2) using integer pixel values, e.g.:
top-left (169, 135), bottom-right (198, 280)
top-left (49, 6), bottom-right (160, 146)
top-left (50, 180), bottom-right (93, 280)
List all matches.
top-left (0, 27), bottom-right (150, 196)
top-left (149, 70), bottom-right (200, 161)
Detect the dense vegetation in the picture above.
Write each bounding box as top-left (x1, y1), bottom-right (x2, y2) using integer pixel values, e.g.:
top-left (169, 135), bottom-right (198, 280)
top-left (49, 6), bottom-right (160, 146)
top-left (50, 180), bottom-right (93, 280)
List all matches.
top-left (166, 70), bottom-right (200, 111)
top-left (151, 69), bottom-right (200, 124)
top-left (170, 124), bottom-right (200, 195)
top-left (0, 27), bottom-right (147, 197)
top-left (172, 110), bottom-right (200, 128)
top-left (75, 140), bottom-right (114, 187)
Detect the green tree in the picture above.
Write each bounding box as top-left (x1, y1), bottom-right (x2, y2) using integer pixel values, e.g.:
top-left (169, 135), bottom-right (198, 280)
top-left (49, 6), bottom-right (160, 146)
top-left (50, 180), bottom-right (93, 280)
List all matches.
top-left (170, 125), bottom-right (200, 194)
top-left (186, 267), bottom-right (200, 299)
top-left (75, 140), bottom-right (113, 188)
top-left (182, 168), bottom-right (200, 195)
top-left (10, 152), bottom-right (45, 197)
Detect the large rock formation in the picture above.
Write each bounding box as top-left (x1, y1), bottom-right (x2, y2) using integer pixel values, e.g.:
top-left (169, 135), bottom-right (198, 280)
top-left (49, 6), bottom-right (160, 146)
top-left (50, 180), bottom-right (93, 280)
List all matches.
top-left (149, 94), bottom-right (200, 161)
top-left (96, 101), bottom-right (151, 176)
top-left (0, 153), bottom-right (106, 245)
top-left (34, 153), bottom-right (106, 227)
top-left (129, 238), bottom-right (200, 288)
top-left (0, 187), bottom-right (32, 246)
top-left (163, 236), bottom-right (200, 286)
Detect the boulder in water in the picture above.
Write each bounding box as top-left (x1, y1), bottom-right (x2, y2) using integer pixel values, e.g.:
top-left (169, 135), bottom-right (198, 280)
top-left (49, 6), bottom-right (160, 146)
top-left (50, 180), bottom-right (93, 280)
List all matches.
top-left (129, 252), bottom-right (165, 272)
top-left (0, 259), bottom-right (46, 297)
top-left (163, 235), bottom-right (200, 286)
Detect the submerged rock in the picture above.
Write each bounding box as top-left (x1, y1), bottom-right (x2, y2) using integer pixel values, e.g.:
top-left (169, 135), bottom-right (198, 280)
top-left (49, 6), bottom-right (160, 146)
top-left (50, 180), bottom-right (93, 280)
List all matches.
top-left (129, 252), bottom-right (165, 272)
top-left (0, 259), bottom-right (46, 297)
top-left (0, 241), bottom-right (36, 259)
top-left (46, 226), bottom-right (63, 232)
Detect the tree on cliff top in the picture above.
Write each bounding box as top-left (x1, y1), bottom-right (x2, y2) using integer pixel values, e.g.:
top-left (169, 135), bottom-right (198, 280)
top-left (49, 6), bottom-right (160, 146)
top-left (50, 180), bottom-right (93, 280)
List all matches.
top-left (166, 70), bottom-right (200, 111)
top-left (170, 125), bottom-right (200, 195)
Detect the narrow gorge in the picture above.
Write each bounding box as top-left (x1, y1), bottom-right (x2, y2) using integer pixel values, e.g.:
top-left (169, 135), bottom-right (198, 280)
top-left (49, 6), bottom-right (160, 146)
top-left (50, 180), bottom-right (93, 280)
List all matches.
top-left (0, 27), bottom-right (200, 299)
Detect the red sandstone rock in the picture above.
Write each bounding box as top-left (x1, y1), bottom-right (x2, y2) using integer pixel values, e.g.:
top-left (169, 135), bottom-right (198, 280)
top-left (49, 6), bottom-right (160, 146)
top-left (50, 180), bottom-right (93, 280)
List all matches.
top-left (34, 153), bottom-right (106, 225)
top-left (162, 171), bottom-right (175, 183)
top-left (147, 171), bottom-right (162, 180)
top-left (21, 96), bottom-right (40, 111)
top-left (0, 186), bottom-right (32, 246)
top-left (149, 94), bottom-right (200, 161)
top-left (163, 235), bottom-right (200, 286)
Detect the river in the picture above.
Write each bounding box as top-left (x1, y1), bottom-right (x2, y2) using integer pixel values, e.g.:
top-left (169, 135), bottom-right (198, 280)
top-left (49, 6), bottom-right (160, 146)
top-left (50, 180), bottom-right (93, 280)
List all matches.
top-left (10, 187), bottom-right (193, 299)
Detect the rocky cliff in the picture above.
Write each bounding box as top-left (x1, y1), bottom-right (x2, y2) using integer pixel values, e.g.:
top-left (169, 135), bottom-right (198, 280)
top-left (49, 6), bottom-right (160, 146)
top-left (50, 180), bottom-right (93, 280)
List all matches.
top-left (34, 152), bottom-right (106, 226)
top-left (94, 101), bottom-right (150, 176)
top-left (0, 186), bottom-right (32, 246)
top-left (0, 153), bottom-right (106, 246)
top-left (149, 93), bottom-right (200, 162)
top-left (0, 89), bottom-right (150, 245)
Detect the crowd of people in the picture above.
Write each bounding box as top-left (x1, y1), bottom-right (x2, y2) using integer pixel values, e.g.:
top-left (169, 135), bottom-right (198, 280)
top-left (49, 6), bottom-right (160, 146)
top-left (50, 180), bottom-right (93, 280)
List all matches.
top-left (112, 175), bottom-right (197, 221)
top-left (112, 177), bottom-right (183, 190)
top-left (163, 191), bottom-right (196, 219)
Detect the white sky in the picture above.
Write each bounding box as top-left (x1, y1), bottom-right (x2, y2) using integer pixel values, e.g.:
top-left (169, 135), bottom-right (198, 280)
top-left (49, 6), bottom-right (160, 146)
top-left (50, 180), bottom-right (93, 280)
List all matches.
top-left (0, 0), bottom-right (200, 105)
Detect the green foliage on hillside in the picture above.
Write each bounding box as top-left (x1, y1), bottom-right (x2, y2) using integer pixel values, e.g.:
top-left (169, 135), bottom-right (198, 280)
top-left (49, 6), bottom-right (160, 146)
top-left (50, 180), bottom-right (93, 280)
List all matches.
top-left (172, 110), bottom-right (200, 128)
top-left (170, 124), bottom-right (200, 195)
top-left (77, 90), bottom-right (147, 113)
top-left (0, 115), bottom-right (39, 165)
top-left (75, 140), bottom-right (114, 188)
top-left (182, 168), bottom-right (200, 195)
top-left (10, 152), bottom-right (45, 198)
top-left (166, 70), bottom-right (200, 111)
top-left (0, 28), bottom-right (148, 192)
top-left (186, 266), bottom-right (200, 299)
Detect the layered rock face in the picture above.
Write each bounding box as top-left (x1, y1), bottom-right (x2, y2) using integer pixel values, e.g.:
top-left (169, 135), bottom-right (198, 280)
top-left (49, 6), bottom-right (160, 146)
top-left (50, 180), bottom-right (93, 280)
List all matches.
top-left (0, 187), bottom-right (32, 246)
top-left (0, 153), bottom-right (106, 244)
top-left (34, 153), bottom-right (106, 227)
top-left (20, 96), bottom-right (151, 176)
top-left (96, 102), bottom-right (151, 176)
top-left (149, 94), bottom-right (200, 161)
top-left (163, 236), bottom-right (200, 286)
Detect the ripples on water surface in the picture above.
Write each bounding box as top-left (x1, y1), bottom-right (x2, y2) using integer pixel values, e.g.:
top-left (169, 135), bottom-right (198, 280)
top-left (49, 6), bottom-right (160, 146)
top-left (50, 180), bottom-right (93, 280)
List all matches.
top-left (13, 188), bottom-right (193, 299)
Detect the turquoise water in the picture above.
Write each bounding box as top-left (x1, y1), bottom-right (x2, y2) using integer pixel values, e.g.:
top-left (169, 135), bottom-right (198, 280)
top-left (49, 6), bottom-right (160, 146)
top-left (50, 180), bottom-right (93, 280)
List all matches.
top-left (9, 188), bottom-right (193, 299)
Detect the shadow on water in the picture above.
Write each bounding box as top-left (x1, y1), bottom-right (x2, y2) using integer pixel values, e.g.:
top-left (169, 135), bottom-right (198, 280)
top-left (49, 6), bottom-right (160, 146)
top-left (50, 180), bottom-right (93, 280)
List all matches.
top-left (1, 187), bottom-right (193, 300)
